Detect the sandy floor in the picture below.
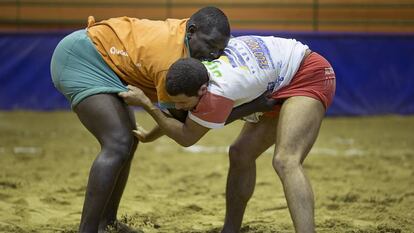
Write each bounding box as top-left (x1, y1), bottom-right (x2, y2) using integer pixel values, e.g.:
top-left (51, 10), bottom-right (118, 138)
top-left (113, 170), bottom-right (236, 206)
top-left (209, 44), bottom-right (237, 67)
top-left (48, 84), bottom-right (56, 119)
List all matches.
top-left (0, 111), bottom-right (413, 233)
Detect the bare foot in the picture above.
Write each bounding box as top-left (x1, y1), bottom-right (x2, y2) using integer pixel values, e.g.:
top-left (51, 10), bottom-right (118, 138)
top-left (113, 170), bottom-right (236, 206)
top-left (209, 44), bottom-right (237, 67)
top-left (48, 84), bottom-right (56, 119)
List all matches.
top-left (99, 221), bottom-right (143, 233)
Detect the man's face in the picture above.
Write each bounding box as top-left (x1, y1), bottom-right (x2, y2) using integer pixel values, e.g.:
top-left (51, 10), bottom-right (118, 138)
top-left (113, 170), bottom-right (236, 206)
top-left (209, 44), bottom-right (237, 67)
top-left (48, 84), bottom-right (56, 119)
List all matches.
top-left (170, 94), bottom-right (201, 111)
top-left (188, 27), bottom-right (229, 61)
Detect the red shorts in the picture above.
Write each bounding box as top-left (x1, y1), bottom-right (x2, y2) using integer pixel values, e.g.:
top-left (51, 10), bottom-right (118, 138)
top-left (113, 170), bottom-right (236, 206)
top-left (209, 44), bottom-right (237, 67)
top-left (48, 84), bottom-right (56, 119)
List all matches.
top-left (264, 52), bottom-right (336, 117)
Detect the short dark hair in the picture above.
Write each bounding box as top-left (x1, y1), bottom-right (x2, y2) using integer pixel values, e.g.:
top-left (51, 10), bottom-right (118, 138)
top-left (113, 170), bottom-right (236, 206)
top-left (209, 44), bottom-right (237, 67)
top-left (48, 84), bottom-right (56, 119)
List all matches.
top-left (189, 6), bottom-right (230, 37)
top-left (166, 58), bottom-right (209, 97)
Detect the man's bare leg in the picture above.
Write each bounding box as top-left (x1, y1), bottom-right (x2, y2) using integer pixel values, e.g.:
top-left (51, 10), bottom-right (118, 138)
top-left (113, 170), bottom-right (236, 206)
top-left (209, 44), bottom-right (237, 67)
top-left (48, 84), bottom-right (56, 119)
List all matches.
top-left (272, 96), bottom-right (325, 233)
top-left (75, 94), bottom-right (138, 233)
top-left (98, 161), bottom-right (134, 232)
top-left (98, 108), bottom-right (138, 232)
top-left (222, 116), bottom-right (278, 233)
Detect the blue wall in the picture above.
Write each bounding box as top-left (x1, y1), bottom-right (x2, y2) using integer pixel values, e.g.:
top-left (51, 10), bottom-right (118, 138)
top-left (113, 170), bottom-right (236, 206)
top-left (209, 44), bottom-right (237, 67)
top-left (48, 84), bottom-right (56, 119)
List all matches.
top-left (0, 31), bottom-right (70, 110)
top-left (1, 30), bottom-right (413, 115)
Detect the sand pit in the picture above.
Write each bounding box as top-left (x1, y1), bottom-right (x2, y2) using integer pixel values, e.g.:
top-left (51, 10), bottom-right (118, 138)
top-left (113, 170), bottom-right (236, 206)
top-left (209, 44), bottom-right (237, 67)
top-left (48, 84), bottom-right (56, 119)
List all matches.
top-left (0, 111), bottom-right (413, 232)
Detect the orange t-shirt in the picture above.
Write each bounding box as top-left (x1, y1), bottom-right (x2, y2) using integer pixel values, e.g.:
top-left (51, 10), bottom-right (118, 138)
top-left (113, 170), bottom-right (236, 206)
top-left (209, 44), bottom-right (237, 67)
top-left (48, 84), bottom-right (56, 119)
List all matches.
top-left (86, 16), bottom-right (189, 107)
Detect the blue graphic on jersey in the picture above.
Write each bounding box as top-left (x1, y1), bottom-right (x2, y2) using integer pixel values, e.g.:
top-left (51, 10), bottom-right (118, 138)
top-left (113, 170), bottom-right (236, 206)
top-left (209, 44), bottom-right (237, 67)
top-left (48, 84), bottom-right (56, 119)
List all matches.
top-left (267, 82), bottom-right (275, 91)
top-left (224, 45), bottom-right (247, 68)
top-left (275, 76), bottom-right (285, 88)
top-left (267, 76), bottom-right (285, 92)
top-left (238, 36), bottom-right (275, 70)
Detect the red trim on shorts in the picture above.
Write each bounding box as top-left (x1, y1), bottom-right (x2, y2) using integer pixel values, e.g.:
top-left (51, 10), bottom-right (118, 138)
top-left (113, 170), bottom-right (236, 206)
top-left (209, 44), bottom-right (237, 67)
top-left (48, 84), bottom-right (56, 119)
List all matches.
top-left (264, 52), bottom-right (336, 117)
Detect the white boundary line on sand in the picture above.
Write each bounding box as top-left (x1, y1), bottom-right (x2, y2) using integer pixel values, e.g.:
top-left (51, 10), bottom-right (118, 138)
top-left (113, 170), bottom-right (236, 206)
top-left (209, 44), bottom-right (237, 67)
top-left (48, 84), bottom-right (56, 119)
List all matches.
top-left (182, 145), bottom-right (369, 156)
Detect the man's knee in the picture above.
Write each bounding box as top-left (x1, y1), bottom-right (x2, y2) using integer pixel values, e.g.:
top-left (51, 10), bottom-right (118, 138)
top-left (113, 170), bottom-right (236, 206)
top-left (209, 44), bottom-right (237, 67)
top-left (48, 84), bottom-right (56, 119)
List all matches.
top-left (100, 131), bottom-right (138, 164)
top-left (272, 151), bottom-right (301, 176)
top-left (228, 144), bottom-right (255, 168)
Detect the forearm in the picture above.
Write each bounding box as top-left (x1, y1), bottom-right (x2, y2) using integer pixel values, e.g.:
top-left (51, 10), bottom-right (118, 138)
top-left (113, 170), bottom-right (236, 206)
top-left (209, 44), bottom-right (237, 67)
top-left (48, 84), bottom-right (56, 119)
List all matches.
top-left (226, 92), bottom-right (282, 125)
top-left (143, 105), bottom-right (196, 147)
top-left (225, 102), bottom-right (257, 125)
top-left (145, 125), bottom-right (165, 142)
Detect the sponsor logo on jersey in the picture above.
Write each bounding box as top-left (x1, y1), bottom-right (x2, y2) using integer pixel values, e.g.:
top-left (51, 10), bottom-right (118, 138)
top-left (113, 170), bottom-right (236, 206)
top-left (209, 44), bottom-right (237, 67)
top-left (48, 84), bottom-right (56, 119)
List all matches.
top-left (109, 46), bottom-right (129, 57)
top-left (239, 36), bottom-right (275, 70)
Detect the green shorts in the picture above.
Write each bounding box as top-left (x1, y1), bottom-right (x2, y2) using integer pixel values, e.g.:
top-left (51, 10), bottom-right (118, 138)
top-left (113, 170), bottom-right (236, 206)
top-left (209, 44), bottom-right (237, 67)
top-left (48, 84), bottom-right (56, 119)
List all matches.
top-left (50, 29), bottom-right (127, 109)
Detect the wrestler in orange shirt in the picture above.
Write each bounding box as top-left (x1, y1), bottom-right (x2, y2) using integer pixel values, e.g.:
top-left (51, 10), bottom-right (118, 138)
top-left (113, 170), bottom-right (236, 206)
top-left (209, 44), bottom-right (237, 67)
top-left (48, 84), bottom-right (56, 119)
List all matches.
top-left (51, 7), bottom-right (230, 233)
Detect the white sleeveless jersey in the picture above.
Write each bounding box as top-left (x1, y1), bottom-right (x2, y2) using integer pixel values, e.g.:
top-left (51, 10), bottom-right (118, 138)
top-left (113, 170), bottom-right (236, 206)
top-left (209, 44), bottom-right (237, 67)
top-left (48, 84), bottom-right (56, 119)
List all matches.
top-left (189, 36), bottom-right (309, 128)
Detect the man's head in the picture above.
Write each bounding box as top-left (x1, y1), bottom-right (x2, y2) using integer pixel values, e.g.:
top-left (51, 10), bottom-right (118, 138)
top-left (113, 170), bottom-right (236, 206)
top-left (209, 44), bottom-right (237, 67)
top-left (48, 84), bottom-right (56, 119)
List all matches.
top-left (166, 58), bottom-right (209, 111)
top-left (186, 6), bottom-right (230, 61)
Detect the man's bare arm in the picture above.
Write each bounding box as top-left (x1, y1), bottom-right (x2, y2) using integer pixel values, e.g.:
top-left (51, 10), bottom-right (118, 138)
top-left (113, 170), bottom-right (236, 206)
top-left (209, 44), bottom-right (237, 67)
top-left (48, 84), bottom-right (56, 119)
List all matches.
top-left (133, 108), bottom-right (187, 143)
top-left (119, 85), bottom-right (209, 147)
top-left (143, 104), bottom-right (209, 147)
top-left (226, 91), bottom-right (282, 125)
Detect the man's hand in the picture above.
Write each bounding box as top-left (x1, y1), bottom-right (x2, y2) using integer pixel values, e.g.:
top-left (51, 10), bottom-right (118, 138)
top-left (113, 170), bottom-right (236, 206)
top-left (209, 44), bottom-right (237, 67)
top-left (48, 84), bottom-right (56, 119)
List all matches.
top-left (252, 90), bottom-right (281, 112)
top-left (118, 85), bottom-right (152, 107)
top-left (133, 124), bottom-right (151, 143)
top-left (132, 124), bottom-right (165, 143)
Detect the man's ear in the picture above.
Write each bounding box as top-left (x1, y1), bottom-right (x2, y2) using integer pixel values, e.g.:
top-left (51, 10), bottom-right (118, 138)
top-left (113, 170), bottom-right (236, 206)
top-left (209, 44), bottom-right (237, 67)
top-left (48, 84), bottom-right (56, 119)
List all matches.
top-left (198, 84), bottom-right (208, 96)
top-left (187, 24), bottom-right (197, 36)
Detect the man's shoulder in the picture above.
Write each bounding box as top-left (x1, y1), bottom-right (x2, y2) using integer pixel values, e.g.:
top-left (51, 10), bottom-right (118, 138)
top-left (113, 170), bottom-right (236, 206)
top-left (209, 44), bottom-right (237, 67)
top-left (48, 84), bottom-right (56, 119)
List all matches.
top-left (130, 18), bottom-right (188, 28)
top-left (189, 91), bottom-right (234, 129)
top-left (96, 17), bottom-right (187, 31)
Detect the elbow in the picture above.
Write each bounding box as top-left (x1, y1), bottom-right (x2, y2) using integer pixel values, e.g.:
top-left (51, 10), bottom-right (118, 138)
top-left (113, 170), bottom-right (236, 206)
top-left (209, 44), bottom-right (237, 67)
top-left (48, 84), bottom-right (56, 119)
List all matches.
top-left (177, 140), bottom-right (196, 148)
top-left (175, 137), bottom-right (198, 147)
top-left (181, 143), bottom-right (193, 147)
